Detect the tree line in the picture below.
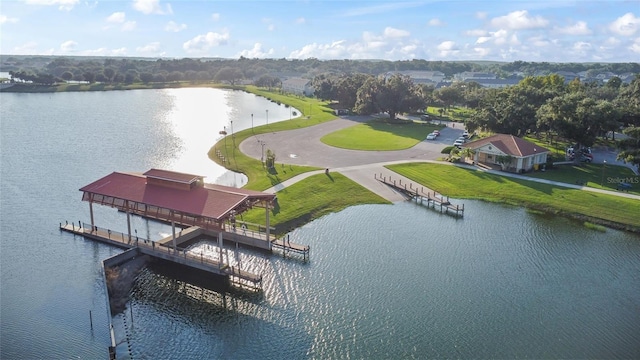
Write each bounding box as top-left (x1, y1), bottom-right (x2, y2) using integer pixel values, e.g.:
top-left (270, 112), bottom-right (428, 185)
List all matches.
top-left (311, 71), bottom-right (639, 168)
top-left (3, 55), bottom-right (639, 85)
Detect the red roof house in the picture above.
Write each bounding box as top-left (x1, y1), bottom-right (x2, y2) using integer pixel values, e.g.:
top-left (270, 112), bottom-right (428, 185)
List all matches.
top-left (462, 134), bottom-right (550, 172)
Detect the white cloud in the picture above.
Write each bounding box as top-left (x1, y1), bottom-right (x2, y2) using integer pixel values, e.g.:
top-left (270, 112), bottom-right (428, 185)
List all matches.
top-left (296, 17), bottom-right (306, 24)
top-left (60, 40), bottom-right (77, 52)
top-left (106, 12), bottom-right (125, 23)
top-left (237, 43), bottom-right (275, 58)
top-left (428, 18), bottom-right (444, 27)
top-left (24, 0), bottom-right (79, 11)
top-left (111, 48), bottom-right (128, 56)
top-left (528, 35), bottom-right (550, 47)
top-left (288, 26), bottom-right (421, 60)
top-left (211, 13), bottom-right (220, 21)
top-left (474, 47), bottom-right (491, 57)
top-left (267, 24), bottom-right (275, 31)
top-left (0, 15), bottom-right (19, 24)
top-left (555, 21), bottom-right (592, 35)
top-left (132, 0), bottom-right (172, 15)
top-left (383, 27), bottom-right (410, 38)
top-left (465, 29), bottom-right (487, 37)
top-left (609, 13), bottom-right (639, 36)
top-left (11, 41), bottom-right (39, 55)
top-left (165, 21), bottom-right (186, 32)
top-left (436, 41), bottom-right (459, 56)
top-left (630, 37), bottom-right (640, 53)
top-left (289, 40), bottom-right (348, 59)
top-left (475, 29), bottom-right (519, 46)
top-left (489, 10), bottom-right (549, 30)
top-left (136, 42), bottom-right (161, 55)
top-left (183, 30), bottom-right (230, 54)
top-left (122, 21), bottom-right (136, 31)
top-left (572, 41), bottom-right (592, 52)
top-left (476, 11), bottom-right (488, 20)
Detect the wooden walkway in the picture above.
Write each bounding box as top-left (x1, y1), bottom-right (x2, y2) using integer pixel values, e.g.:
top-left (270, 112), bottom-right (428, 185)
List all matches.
top-left (59, 222), bottom-right (262, 290)
top-left (118, 207), bottom-right (310, 260)
top-left (374, 174), bottom-right (465, 217)
top-left (271, 234), bottom-right (310, 261)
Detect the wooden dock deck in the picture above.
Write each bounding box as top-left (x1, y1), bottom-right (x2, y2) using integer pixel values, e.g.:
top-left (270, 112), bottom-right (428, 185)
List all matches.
top-left (60, 222), bottom-right (262, 290)
top-left (375, 174), bottom-right (465, 217)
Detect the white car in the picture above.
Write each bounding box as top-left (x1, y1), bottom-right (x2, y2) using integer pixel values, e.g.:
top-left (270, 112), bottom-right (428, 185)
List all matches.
top-left (453, 139), bottom-right (465, 147)
top-left (426, 133), bottom-right (437, 140)
top-left (462, 130), bottom-right (470, 138)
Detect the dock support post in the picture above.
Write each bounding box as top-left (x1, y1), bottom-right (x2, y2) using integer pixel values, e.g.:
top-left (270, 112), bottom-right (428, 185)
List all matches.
top-left (126, 207), bottom-right (132, 244)
top-left (89, 195), bottom-right (95, 231)
top-left (266, 200), bottom-right (271, 249)
top-left (170, 211), bottom-right (177, 253)
top-left (218, 231), bottom-right (223, 269)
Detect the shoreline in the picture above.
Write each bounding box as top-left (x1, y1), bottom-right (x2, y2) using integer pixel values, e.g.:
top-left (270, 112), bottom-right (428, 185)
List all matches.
top-left (5, 83), bottom-right (638, 233)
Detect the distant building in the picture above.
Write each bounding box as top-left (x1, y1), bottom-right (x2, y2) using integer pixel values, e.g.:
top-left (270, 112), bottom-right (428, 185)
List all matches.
top-left (282, 77), bottom-right (314, 96)
top-left (555, 71), bottom-right (579, 82)
top-left (466, 78), bottom-right (521, 89)
top-left (454, 71), bottom-right (496, 81)
top-left (386, 70), bottom-right (445, 84)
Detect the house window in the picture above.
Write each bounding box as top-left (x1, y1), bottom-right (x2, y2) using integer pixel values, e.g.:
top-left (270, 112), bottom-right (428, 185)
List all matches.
top-left (487, 154), bottom-right (493, 160)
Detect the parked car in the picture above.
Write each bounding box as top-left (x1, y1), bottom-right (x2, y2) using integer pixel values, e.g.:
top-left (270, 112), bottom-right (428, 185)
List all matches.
top-left (453, 139), bottom-right (465, 147)
top-left (462, 130), bottom-right (469, 138)
top-left (432, 130), bottom-right (440, 136)
top-left (426, 133), bottom-right (437, 140)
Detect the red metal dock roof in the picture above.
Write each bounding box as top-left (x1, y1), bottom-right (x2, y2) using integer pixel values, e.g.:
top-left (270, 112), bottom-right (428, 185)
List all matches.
top-left (79, 170), bottom-right (275, 220)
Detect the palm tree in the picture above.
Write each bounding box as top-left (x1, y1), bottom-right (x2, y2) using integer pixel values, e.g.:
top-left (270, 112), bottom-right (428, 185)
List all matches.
top-left (460, 147), bottom-right (475, 164)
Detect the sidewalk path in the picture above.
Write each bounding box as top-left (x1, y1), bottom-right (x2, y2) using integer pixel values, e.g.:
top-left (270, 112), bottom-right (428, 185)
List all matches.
top-left (248, 118), bottom-right (640, 202)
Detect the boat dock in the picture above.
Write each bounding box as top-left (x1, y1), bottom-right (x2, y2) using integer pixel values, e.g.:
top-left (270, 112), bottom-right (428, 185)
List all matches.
top-left (375, 173), bottom-right (465, 217)
top-left (60, 222), bottom-right (262, 289)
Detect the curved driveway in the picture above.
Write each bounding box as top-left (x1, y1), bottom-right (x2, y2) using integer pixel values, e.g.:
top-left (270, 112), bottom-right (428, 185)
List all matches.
top-left (239, 117), bottom-right (640, 202)
top-left (240, 116), bottom-right (461, 168)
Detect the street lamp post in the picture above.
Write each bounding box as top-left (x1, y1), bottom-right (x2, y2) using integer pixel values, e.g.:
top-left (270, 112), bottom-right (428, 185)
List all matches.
top-left (259, 140), bottom-right (266, 167)
top-left (601, 160), bottom-right (607, 187)
top-left (266, 109), bottom-right (269, 127)
top-left (251, 113), bottom-right (254, 133)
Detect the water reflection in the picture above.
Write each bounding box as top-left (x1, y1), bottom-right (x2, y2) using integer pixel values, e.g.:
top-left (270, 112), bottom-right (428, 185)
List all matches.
top-left (158, 88), bottom-right (297, 187)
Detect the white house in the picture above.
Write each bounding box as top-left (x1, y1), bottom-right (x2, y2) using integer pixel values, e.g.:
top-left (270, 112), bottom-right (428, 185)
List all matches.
top-left (282, 77), bottom-right (314, 96)
top-left (462, 134), bottom-right (550, 173)
top-left (386, 70), bottom-right (445, 84)
top-left (454, 72), bottom-right (496, 81)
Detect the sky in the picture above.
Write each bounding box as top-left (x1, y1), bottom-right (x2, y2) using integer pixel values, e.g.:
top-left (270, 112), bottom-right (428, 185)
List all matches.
top-left (1, 0), bottom-right (639, 62)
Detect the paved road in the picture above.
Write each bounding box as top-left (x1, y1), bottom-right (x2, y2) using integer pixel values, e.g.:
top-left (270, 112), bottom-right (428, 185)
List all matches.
top-left (240, 117), bottom-right (464, 169)
top-left (239, 117), bottom-right (640, 202)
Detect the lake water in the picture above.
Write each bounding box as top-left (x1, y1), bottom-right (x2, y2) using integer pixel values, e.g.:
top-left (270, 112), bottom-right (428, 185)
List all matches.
top-left (1, 88), bottom-right (639, 359)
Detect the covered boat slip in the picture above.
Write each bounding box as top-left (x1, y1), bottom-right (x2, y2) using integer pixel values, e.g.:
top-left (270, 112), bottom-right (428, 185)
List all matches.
top-left (80, 169), bottom-right (277, 248)
top-left (63, 168), bottom-right (309, 291)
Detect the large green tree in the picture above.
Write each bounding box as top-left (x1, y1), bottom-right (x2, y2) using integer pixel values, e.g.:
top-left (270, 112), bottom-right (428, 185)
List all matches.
top-left (617, 127), bottom-right (640, 169)
top-left (354, 74), bottom-right (424, 121)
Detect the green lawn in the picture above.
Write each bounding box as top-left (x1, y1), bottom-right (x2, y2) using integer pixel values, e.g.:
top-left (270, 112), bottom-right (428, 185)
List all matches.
top-left (386, 162), bottom-right (640, 230)
top-left (527, 163), bottom-right (639, 195)
top-left (320, 121), bottom-right (441, 150)
top-left (240, 172), bottom-right (390, 234)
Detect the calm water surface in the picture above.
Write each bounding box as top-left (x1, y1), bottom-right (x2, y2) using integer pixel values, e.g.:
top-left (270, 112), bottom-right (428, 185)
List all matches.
top-left (1, 89), bottom-right (639, 359)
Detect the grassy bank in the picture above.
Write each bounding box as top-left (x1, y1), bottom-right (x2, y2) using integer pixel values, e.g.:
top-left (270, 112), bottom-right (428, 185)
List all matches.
top-left (386, 162), bottom-right (640, 231)
top-left (208, 86), bottom-right (338, 190)
top-left (528, 163), bottom-right (639, 195)
top-left (321, 120), bottom-right (440, 150)
top-left (240, 172), bottom-right (390, 234)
